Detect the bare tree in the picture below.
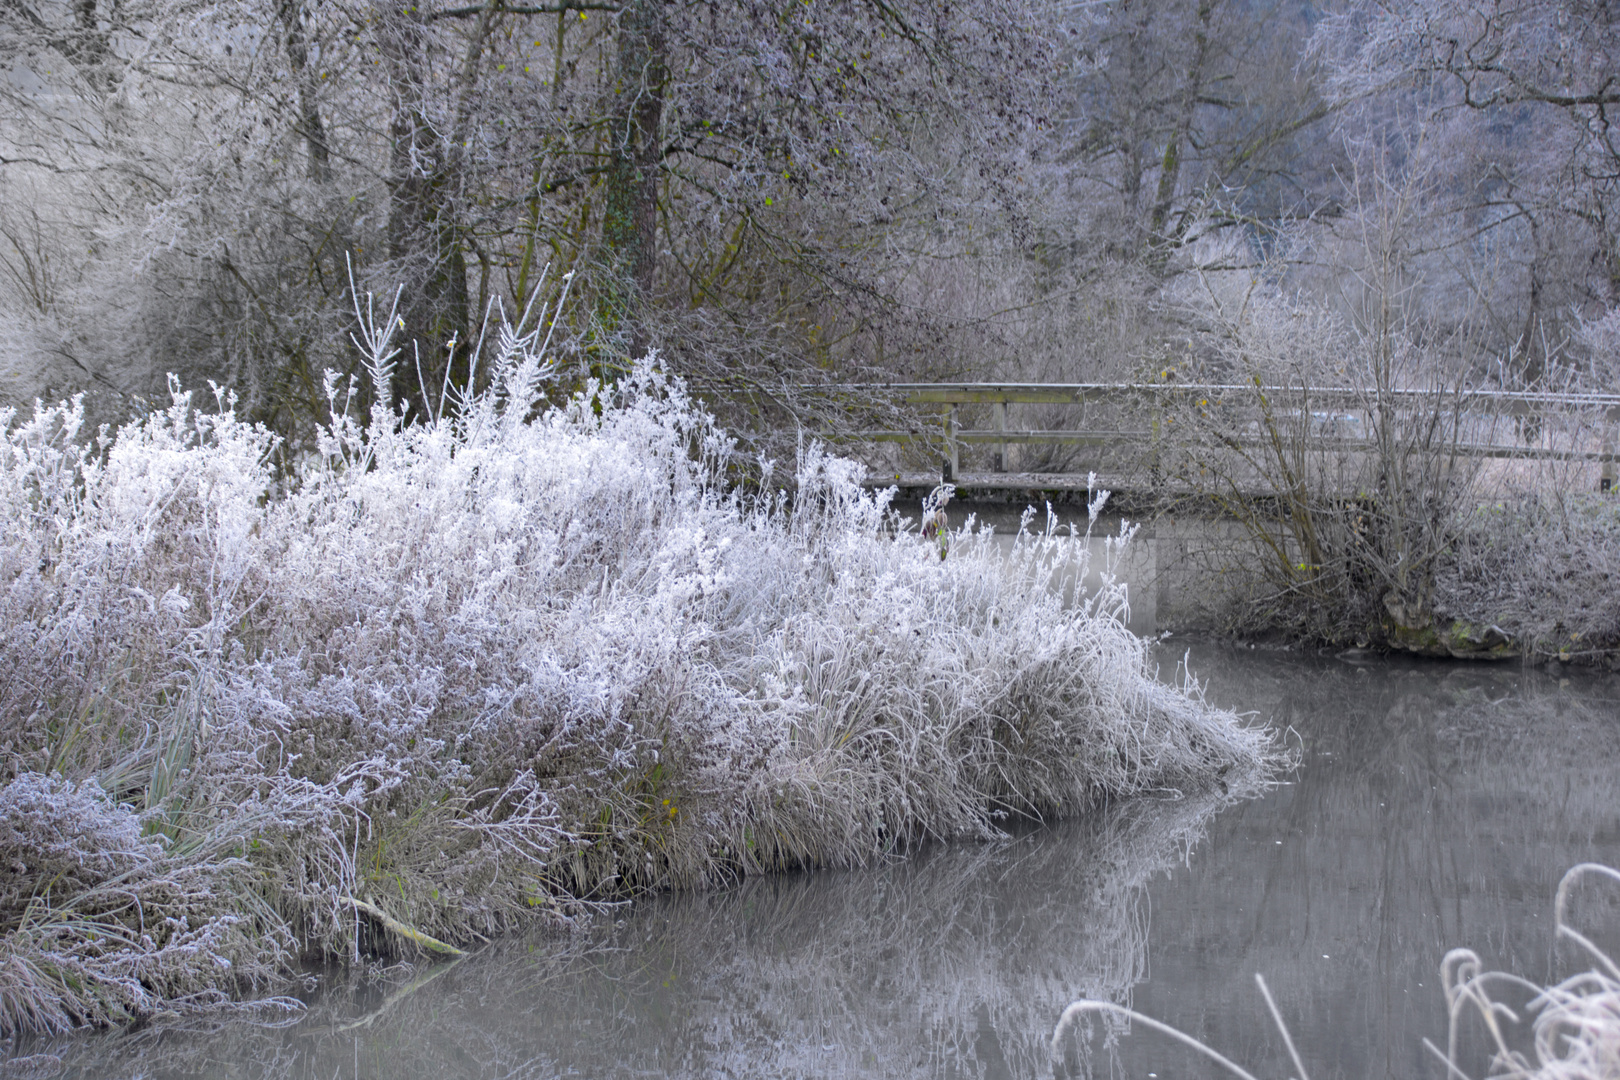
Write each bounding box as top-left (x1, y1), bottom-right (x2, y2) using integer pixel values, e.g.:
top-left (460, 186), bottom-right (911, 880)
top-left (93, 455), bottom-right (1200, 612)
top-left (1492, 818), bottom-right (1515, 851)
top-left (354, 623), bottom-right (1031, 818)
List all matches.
top-left (1052, 0), bottom-right (1340, 275)
top-left (1310, 0), bottom-right (1620, 386)
top-left (2, 0), bottom-right (1067, 451)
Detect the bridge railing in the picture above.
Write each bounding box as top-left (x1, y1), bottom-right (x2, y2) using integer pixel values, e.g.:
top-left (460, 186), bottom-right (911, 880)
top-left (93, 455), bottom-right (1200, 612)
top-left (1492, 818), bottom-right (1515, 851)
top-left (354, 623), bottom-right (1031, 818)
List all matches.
top-left (822, 382), bottom-right (1620, 492)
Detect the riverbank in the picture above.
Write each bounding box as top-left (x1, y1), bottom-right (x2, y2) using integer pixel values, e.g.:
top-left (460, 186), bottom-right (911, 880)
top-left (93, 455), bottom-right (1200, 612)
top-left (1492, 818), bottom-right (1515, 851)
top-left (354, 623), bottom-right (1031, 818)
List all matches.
top-left (13, 643), bottom-right (1616, 1078)
top-left (0, 357), bottom-right (1276, 1036)
top-left (1149, 492), bottom-right (1620, 666)
top-left (893, 484), bottom-right (1620, 667)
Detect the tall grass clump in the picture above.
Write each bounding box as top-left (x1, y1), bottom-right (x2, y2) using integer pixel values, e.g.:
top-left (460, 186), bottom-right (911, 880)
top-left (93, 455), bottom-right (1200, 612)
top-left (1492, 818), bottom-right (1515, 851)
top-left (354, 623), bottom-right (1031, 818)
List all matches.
top-left (0, 278), bottom-right (1274, 1035)
top-left (22, 787), bottom-right (1253, 1079)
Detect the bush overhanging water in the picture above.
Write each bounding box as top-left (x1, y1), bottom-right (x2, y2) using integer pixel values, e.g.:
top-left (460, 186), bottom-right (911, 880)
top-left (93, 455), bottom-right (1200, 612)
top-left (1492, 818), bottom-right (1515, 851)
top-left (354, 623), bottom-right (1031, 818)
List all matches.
top-left (0, 296), bottom-right (1273, 1035)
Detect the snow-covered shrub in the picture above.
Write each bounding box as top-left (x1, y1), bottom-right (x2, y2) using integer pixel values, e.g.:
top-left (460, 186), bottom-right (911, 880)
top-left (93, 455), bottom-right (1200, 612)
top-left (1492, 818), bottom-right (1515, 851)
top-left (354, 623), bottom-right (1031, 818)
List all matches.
top-left (0, 773), bottom-right (289, 1035)
top-left (1439, 493), bottom-right (1620, 662)
top-left (0, 293), bottom-right (1274, 1034)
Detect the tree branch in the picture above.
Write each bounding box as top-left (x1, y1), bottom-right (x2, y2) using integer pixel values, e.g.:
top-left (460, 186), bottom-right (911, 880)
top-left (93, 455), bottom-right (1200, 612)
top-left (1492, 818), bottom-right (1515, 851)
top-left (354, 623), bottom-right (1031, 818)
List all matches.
top-left (429, 0), bottom-right (618, 19)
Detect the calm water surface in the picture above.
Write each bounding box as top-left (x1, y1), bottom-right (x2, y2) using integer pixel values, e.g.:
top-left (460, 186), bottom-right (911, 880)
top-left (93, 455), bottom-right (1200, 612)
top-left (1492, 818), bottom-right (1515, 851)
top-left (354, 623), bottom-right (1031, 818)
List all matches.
top-left (18, 643), bottom-right (1620, 1079)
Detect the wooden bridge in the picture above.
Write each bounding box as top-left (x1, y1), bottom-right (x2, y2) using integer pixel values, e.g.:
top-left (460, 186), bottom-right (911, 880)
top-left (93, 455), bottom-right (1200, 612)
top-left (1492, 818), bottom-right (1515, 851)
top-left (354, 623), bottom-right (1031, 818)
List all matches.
top-left (823, 382), bottom-right (1620, 497)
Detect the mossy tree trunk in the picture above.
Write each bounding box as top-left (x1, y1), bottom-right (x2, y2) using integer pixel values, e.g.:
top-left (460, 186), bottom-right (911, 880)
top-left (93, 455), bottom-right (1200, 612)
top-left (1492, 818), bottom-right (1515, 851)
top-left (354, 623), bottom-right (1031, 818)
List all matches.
top-left (1144, 0), bottom-right (1213, 272)
top-left (379, 0), bottom-right (472, 421)
top-left (599, 0), bottom-right (668, 364)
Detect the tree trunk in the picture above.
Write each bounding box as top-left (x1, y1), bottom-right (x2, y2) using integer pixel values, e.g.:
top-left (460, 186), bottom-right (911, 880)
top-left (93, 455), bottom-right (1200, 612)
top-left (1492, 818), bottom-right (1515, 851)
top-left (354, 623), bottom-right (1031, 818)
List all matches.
top-left (1146, 0), bottom-right (1214, 271)
top-left (68, 0), bottom-right (112, 90)
top-left (378, 1), bottom-right (470, 419)
top-left (276, 0), bottom-right (331, 182)
top-left (600, 0), bottom-right (668, 361)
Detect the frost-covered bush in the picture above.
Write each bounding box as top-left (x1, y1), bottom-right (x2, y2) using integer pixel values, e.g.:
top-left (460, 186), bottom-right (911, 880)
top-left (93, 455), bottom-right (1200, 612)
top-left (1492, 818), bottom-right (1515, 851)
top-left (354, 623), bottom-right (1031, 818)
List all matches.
top-left (0, 299), bottom-right (1272, 1034)
top-left (24, 788), bottom-right (1252, 1080)
top-left (1439, 494), bottom-right (1620, 662)
top-left (0, 774), bottom-right (286, 1036)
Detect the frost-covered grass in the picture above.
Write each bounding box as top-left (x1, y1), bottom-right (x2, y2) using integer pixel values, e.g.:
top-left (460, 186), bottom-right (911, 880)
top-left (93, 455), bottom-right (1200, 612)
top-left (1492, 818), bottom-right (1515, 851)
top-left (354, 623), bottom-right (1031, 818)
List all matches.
top-left (1426, 864), bottom-right (1620, 1080)
top-left (0, 298), bottom-right (1272, 1035)
top-left (1440, 493), bottom-right (1620, 663)
top-left (15, 788), bottom-right (1248, 1079)
top-left (1053, 863), bottom-right (1620, 1080)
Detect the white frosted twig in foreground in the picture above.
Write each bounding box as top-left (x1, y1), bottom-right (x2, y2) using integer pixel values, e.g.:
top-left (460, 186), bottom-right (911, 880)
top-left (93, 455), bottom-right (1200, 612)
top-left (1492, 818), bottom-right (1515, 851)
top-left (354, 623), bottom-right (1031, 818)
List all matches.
top-left (1052, 864), bottom-right (1620, 1080)
top-left (1426, 864), bottom-right (1620, 1080)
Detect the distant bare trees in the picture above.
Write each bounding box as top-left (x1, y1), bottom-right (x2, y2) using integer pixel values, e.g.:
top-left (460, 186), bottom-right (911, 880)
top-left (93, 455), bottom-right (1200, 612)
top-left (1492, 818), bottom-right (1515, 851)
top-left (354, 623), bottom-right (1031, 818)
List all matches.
top-left (1049, 0), bottom-right (1339, 271)
top-left (0, 0), bottom-right (1062, 446)
top-left (5, 0), bottom-right (1619, 450)
top-left (1308, 0), bottom-right (1620, 388)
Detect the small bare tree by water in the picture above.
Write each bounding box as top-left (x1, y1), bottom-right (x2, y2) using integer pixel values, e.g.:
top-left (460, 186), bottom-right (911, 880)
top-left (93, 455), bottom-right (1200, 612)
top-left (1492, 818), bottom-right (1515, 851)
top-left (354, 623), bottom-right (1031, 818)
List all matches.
top-left (1160, 273), bottom-right (1620, 660)
top-left (1152, 134), bottom-right (1620, 661)
top-left (1160, 261), bottom-right (1496, 653)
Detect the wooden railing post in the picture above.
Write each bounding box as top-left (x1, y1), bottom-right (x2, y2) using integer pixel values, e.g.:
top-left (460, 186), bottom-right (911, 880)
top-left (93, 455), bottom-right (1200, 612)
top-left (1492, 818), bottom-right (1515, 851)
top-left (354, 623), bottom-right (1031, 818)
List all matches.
top-left (992, 399), bottom-right (1007, 472)
top-left (1149, 387), bottom-right (1163, 492)
top-left (945, 404), bottom-right (960, 482)
top-left (1603, 414), bottom-right (1616, 492)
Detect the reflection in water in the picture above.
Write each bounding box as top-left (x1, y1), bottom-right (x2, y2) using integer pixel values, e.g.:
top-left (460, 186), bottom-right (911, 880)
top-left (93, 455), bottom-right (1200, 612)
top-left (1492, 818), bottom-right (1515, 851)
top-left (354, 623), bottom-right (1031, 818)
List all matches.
top-left (1114, 644), bottom-right (1620, 1080)
top-left (20, 790), bottom-right (1242, 1079)
top-left (14, 646), bottom-right (1620, 1080)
